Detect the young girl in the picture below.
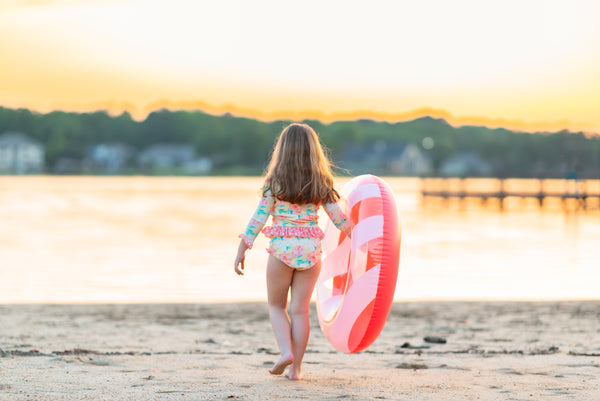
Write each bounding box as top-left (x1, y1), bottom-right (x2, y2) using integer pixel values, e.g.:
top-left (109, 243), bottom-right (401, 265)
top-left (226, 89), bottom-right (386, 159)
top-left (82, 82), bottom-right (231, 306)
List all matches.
top-left (234, 123), bottom-right (351, 381)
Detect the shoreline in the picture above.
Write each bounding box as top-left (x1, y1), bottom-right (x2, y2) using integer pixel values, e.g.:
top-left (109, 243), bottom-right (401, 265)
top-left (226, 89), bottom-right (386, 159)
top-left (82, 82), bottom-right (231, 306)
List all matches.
top-left (1, 301), bottom-right (598, 400)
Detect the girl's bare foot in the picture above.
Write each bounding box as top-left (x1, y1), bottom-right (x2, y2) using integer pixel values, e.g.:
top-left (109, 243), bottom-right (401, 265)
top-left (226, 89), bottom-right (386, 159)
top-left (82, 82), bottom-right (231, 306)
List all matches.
top-left (269, 354), bottom-right (293, 375)
top-left (287, 366), bottom-right (302, 381)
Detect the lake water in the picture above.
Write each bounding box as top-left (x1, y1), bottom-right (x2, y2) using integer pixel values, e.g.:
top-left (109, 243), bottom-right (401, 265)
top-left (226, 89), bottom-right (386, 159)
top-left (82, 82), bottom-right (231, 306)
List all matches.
top-left (1, 176), bottom-right (599, 303)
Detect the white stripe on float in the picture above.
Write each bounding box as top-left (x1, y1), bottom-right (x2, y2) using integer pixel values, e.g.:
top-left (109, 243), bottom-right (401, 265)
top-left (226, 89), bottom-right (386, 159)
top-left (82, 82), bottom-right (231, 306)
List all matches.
top-left (352, 214), bottom-right (383, 248)
top-left (329, 264), bottom-right (381, 353)
top-left (348, 184), bottom-right (381, 208)
top-left (349, 243), bottom-right (368, 281)
top-left (318, 294), bottom-right (343, 323)
top-left (320, 236), bottom-right (351, 281)
top-left (349, 214), bottom-right (383, 287)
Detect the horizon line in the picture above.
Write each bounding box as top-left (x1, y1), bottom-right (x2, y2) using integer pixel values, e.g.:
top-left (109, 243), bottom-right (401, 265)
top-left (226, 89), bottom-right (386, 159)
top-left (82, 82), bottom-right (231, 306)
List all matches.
top-left (2, 100), bottom-right (598, 136)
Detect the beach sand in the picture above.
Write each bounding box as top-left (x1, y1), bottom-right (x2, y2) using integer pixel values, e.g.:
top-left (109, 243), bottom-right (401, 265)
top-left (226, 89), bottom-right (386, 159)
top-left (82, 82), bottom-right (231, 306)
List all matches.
top-left (1, 301), bottom-right (598, 400)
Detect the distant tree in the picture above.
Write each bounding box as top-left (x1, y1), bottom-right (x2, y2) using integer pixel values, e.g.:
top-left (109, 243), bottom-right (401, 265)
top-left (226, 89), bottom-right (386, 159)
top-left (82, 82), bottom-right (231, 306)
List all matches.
top-left (0, 106), bottom-right (598, 178)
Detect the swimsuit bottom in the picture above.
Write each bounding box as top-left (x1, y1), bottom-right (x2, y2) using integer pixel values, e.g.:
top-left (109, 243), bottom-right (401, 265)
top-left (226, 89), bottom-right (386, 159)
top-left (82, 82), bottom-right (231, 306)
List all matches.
top-left (267, 237), bottom-right (322, 270)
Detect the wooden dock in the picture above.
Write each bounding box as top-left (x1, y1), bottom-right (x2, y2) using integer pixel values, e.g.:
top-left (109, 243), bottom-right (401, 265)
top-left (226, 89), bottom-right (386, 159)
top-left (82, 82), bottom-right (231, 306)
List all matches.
top-left (421, 178), bottom-right (600, 210)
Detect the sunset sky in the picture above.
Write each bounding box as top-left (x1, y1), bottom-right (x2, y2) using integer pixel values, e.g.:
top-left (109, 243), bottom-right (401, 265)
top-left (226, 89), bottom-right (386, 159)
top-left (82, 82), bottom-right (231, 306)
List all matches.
top-left (1, 0), bottom-right (599, 132)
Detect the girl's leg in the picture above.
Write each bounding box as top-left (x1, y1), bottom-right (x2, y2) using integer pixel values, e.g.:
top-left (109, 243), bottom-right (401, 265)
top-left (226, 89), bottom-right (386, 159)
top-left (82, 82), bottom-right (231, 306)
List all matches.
top-left (266, 255), bottom-right (295, 375)
top-left (287, 261), bottom-right (321, 380)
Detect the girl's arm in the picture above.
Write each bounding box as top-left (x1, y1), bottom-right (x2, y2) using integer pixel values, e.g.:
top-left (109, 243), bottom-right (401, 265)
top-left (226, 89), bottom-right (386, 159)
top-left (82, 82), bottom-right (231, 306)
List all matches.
top-left (235, 190), bottom-right (275, 275)
top-left (323, 201), bottom-right (351, 236)
top-left (234, 239), bottom-right (249, 276)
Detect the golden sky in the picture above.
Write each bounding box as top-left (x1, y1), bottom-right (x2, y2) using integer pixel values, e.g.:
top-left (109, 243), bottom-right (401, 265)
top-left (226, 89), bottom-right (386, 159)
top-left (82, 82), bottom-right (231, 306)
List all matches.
top-left (1, 0), bottom-right (599, 132)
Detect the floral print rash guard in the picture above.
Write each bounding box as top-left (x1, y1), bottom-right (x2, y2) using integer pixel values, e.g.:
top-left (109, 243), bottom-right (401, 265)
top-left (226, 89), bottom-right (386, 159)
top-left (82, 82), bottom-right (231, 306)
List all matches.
top-left (240, 189), bottom-right (351, 269)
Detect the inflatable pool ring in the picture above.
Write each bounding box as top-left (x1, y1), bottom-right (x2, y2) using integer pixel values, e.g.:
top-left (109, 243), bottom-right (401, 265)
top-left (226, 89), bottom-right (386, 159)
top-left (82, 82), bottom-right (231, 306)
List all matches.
top-left (317, 175), bottom-right (401, 353)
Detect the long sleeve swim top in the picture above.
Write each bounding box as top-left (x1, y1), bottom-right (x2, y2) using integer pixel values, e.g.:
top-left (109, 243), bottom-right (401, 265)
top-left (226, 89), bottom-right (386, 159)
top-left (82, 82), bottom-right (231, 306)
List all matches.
top-left (240, 190), bottom-right (351, 249)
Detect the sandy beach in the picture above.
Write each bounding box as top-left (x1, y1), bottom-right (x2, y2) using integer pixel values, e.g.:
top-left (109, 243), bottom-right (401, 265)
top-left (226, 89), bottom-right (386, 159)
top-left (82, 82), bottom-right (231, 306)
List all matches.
top-left (1, 301), bottom-right (598, 400)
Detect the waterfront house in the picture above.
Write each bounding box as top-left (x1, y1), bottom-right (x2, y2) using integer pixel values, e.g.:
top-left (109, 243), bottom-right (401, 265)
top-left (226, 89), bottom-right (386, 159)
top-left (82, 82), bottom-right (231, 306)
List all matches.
top-left (340, 141), bottom-right (432, 176)
top-left (386, 143), bottom-right (433, 176)
top-left (440, 152), bottom-right (493, 177)
top-left (138, 144), bottom-right (196, 169)
top-left (89, 143), bottom-right (134, 173)
top-left (137, 143), bottom-right (212, 174)
top-left (182, 157), bottom-right (213, 175)
top-left (0, 132), bottom-right (44, 174)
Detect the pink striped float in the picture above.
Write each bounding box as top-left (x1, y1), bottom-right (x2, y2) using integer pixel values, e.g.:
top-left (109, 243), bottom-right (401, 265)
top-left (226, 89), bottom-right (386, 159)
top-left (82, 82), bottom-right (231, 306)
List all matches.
top-left (317, 175), bottom-right (401, 353)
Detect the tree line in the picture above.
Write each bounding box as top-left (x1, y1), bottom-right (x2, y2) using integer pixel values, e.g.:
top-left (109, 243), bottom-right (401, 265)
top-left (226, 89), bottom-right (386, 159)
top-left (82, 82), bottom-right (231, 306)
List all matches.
top-left (0, 106), bottom-right (599, 178)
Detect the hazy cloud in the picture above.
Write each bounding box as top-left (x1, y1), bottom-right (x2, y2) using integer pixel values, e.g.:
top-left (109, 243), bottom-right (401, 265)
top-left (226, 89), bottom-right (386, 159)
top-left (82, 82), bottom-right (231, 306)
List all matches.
top-left (2, 0), bottom-right (127, 8)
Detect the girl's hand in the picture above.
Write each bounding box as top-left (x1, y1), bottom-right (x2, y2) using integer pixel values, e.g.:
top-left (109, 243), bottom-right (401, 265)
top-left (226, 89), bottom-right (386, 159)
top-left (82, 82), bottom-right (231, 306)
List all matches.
top-left (234, 251), bottom-right (245, 275)
top-left (234, 239), bottom-right (249, 276)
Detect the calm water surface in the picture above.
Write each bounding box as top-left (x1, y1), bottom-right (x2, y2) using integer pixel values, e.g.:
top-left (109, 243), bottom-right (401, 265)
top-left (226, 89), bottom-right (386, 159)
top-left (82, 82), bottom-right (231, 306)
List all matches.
top-left (1, 176), bottom-right (598, 303)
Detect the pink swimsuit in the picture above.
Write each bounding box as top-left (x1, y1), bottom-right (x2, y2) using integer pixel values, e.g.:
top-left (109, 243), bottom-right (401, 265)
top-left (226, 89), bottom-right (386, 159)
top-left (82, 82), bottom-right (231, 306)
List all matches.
top-left (240, 190), bottom-right (351, 269)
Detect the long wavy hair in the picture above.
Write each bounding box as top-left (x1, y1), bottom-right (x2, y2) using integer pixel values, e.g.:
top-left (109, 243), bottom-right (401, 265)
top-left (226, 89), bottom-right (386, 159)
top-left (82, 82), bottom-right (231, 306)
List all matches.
top-left (263, 123), bottom-right (339, 205)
